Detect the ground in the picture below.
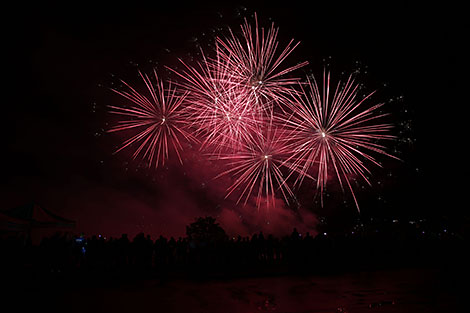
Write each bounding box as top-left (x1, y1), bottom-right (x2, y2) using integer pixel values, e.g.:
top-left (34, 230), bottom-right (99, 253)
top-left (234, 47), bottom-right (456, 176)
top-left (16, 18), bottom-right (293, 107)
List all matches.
top-left (5, 267), bottom-right (464, 313)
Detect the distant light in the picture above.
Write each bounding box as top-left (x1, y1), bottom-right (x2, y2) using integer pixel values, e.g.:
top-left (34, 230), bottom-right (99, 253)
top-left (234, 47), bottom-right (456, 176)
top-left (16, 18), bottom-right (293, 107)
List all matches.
top-left (323, 232), bottom-right (327, 236)
top-left (321, 131), bottom-right (326, 138)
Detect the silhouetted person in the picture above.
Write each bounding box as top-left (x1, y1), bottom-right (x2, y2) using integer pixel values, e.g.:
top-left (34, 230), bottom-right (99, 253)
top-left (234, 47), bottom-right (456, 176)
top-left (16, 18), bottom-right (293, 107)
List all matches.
top-left (291, 228), bottom-right (300, 241)
top-left (144, 235), bottom-right (154, 270)
top-left (250, 233), bottom-right (259, 263)
top-left (176, 237), bottom-right (188, 265)
top-left (266, 234), bottom-right (275, 263)
top-left (155, 235), bottom-right (169, 267)
top-left (168, 237), bottom-right (176, 265)
top-left (117, 234), bottom-right (130, 270)
top-left (303, 232), bottom-right (314, 264)
top-left (132, 233), bottom-right (147, 271)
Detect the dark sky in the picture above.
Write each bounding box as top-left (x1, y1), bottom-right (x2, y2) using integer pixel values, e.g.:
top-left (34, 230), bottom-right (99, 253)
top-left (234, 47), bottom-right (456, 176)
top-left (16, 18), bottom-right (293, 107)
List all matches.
top-left (3, 2), bottom-right (465, 238)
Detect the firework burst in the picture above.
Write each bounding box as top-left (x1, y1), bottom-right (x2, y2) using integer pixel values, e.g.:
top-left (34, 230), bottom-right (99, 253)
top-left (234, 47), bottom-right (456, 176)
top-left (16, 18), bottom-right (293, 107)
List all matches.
top-left (281, 71), bottom-right (398, 211)
top-left (107, 13), bottom-right (400, 212)
top-left (215, 124), bottom-right (295, 208)
top-left (215, 13), bottom-right (308, 115)
top-left (108, 70), bottom-right (195, 167)
top-left (171, 52), bottom-right (265, 153)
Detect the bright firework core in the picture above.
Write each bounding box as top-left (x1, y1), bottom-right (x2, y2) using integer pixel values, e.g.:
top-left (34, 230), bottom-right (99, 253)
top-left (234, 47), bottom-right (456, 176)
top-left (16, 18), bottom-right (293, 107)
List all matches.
top-left (250, 74), bottom-right (264, 86)
top-left (224, 112), bottom-right (242, 121)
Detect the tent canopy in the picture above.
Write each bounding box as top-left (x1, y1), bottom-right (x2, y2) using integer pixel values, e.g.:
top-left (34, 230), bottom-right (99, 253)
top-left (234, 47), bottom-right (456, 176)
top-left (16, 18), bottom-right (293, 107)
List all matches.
top-left (1, 202), bottom-right (75, 231)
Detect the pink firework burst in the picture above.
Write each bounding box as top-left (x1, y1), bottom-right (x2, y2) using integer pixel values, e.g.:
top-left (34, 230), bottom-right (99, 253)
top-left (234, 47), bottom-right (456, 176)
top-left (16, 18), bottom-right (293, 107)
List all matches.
top-left (198, 86), bottom-right (265, 154)
top-left (281, 71), bottom-right (398, 211)
top-left (215, 13), bottom-right (308, 115)
top-left (108, 70), bottom-right (195, 167)
top-left (171, 53), bottom-right (265, 154)
top-left (215, 124), bottom-right (295, 208)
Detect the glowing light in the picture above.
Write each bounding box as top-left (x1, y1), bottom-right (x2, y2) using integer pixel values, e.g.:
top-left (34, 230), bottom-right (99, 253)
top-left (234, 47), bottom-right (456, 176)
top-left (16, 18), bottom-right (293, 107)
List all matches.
top-left (108, 70), bottom-right (196, 167)
top-left (108, 15), bottom-right (397, 211)
top-left (215, 127), bottom-right (295, 208)
top-left (170, 51), bottom-right (265, 153)
top-left (214, 13), bottom-right (308, 114)
top-left (280, 71), bottom-right (398, 211)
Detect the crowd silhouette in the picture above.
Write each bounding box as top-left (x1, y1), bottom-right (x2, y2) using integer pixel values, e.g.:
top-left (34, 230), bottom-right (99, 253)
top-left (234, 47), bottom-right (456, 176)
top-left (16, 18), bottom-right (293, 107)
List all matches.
top-left (0, 216), bottom-right (466, 279)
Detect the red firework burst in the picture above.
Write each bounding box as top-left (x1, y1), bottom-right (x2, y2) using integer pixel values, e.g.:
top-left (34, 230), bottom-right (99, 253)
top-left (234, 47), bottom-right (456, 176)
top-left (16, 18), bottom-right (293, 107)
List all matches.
top-left (215, 124), bottom-right (295, 208)
top-left (106, 13), bottom-right (400, 212)
top-left (108, 70), bottom-right (196, 167)
top-left (215, 13), bottom-right (308, 115)
top-left (171, 53), bottom-right (265, 153)
top-left (281, 71), bottom-right (398, 211)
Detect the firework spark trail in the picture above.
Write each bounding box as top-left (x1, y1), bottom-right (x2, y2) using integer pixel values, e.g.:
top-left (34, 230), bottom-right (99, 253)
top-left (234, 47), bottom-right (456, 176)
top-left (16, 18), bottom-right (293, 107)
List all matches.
top-left (108, 70), bottom-right (196, 167)
top-left (215, 13), bottom-right (308, 116)
top-left (108, 14), bottom-right (398, 211)
top-left (170, 13), bottom-right (308, 154)
top-left (280, 71), bottom-right (398, 211)
top-left (199, 86), bottom-right (266, 154)
top-left (170, 51), bottom-right (266, 154)
top-left (214, 123), bottom-right (295, 208)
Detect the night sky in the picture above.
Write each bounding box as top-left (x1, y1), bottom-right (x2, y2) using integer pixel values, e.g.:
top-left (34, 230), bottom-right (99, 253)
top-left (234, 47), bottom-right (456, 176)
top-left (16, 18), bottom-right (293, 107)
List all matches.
top-left (3, 2), bottom-right (464, 239)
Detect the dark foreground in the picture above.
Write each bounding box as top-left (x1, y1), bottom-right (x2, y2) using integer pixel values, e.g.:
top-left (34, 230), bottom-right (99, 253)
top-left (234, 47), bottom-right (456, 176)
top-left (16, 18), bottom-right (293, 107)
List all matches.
top-left (1, 218), bottom-right (468, 312)
top-left (3, 267), bottom-right (465, 313)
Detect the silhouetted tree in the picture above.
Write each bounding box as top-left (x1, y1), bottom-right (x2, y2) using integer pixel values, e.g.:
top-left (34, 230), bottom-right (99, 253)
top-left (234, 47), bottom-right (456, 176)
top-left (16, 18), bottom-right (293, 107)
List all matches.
top-left (186, 216), bottom-right (227, 244)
